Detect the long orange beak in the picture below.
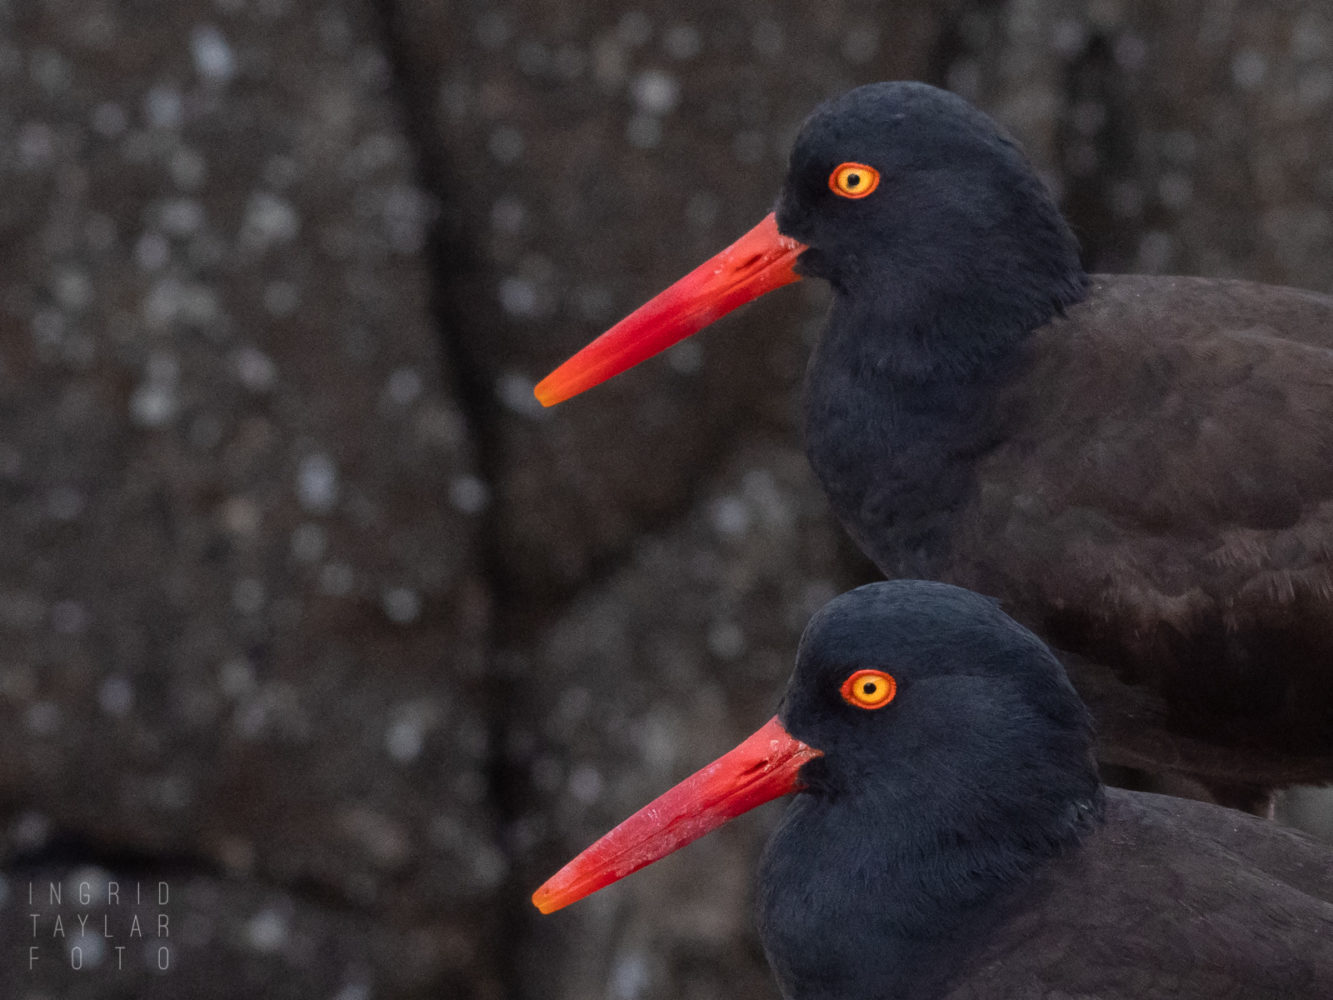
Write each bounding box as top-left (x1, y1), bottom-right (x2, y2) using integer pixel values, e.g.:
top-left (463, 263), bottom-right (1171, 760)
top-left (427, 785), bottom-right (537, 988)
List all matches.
top-left (534, 213), bottom-right (806, 406)
top-left (532, 715), bottom-right (821, 914)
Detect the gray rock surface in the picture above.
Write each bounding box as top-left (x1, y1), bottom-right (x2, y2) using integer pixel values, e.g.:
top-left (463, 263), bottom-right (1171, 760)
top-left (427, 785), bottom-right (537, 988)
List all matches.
top-left (2, 2), bottom-right (1332, 1000)
top-left (1, 1), bottom-right (495, 997)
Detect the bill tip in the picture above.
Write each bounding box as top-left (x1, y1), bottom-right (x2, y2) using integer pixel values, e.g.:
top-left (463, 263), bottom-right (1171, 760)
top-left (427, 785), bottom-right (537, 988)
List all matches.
top-left (532, 379), bottom-right (564, 407)
top-left (531, 886), bottom-right (564, 915)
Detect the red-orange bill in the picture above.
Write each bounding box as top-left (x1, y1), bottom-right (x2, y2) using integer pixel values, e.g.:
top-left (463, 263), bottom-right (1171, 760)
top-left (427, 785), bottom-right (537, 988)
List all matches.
top-left (532, 715), bottom-right (822, 915)
top-left (534, 212), bottom-right (807, 407)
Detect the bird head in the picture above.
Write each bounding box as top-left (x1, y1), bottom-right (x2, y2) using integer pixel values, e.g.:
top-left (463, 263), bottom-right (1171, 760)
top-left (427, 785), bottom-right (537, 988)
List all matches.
top-left (532, 580), bottom-right (1101, 917)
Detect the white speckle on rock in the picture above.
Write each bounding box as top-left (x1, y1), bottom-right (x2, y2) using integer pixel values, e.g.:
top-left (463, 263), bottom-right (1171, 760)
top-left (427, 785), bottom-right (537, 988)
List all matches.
top-left (475, 10), bottom-right (510, 50)
top-left (1051, 19), bottom-right (1087, 57)
top-left (1231, 49), bottom-right (1267, 90)
top-left (50, 600), bottom-right (89, 634)
top-left (1158, 172), bottom-right (1193, 211)
top-left (142, 278), bottom-right (221, 330)
top-left (98, 676), bottom-right (135, 717)
top-left (234, 345), bottom-right (278, 392)
top-left (46, 486), bottom-right (85, 521)
top-left (666, 340), bottom-right (702, 374)
top-left (52, 273), bottom-right (92, 315)
top-left (191, 25), bottom-right (236, 85)
top-left (631, 69), bottom-right (680, 115)
top-left (67, 933), bottom-right (106, 969)
top-left (1137, 230), bottom-right (1176, 273)
top-left (708, 495), bottom-right (750, 537)
top-left (593, 37), bottom-right (629, 89)
top-left (448, 475), bottom-right (490, 514)
top-left (158, 197), bottom-right (205, 237)
top-left (752, 19), bottom-right (783, 57)
top-left (571, 283), bottom-right (613, 321)
top-left (1114, 34), bottom-right (1147, 72)
top-left (244, 908), bottom-right (289, 954)
top-left (382, 183), bottom-right (435, 254)
top-left (386, 717), bottom-right (424, 763)
top-left (220, 496), bottom-right (262, 535)
top-left (130, 381), bottom-right (178, 428)
top-left (26, 701), bottom-right (60, 736)
top-left (386, 703), bottom-right (435, 762)
top-left (568, 764), bottom-right (604, 804)
top-left (488, 126), bottom-right (525, 164)
top-left (135, 231), bottom-right (170, 271)
top-left (143, 85), bottom-right (184, 129)
top-left (11, 812), bottom-right (52, 850)
top-left (707, 620), bottom-right (746, 660)
top-left (663, 25), bottom-right (701, 60)
top-left (232, 578), bottom-right (266, 615)
top-left (296, 453), bottom-right (339, 513)
top-left (240, 192), bottom-right (300, 250)
top-left (30, 48), bottom-right (73, 93)
top-left (608, 951), bottom-right (652, 1000)
top-left (382, 587), bottom-right (422, 624)
top-left (685, 191), bottom-right (720, 230)
top-left (495, 371), bottom-right (550, 419)
top-left (498, 276), bottom-right (539, 316)
top-left (842, 26), bottom-right (879, 64)
top-left (17, 122), bottom-right (54, 168)
top-left (218, 657), bottom-right (257, 698)
top-left (385, 367), bottom-right (423, 406)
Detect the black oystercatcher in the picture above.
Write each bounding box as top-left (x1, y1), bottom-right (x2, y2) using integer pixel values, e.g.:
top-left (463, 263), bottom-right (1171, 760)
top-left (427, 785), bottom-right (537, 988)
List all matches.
top-left (535, 82), bottom-right (1333, 788)
top-left (534, 582), bottom-right (1333, 1000)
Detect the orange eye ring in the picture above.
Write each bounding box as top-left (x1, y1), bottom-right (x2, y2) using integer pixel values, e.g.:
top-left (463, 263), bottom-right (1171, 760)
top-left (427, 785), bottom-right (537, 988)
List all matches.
top-left (839, 669), bottom-right (897, 710)
top-left (828, 162), bottom-right (881, 199)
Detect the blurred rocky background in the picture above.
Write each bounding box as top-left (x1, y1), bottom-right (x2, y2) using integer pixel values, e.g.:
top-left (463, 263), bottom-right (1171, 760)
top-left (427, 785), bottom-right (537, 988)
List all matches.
top-left (1, 1), bottom-right (1331, 998)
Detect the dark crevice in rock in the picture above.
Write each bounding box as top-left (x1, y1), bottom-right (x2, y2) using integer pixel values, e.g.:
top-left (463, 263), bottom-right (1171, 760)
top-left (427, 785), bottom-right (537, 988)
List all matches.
top-left (5, 830), bottom-right (228, 884)
top-left (368, 3), bottom-right (530, 998)
top-left (1055, 30), bottom-right (1141, 271)
top-left (2, 821), bottom-right (389, 921)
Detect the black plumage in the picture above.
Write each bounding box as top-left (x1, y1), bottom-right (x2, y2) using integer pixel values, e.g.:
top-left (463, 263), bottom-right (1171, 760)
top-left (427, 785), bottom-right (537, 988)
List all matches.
top-left (536, 581), bottom-right (1333, 999)
top-left (784, 85), bottom-right (1333, 766)
top-left (538, 81), bottom-right (1333, 788)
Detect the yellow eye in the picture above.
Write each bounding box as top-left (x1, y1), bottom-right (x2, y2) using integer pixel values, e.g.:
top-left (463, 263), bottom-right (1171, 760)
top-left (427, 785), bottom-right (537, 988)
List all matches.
top-left (828, 162), bottom-right (881, 199)
top-left (839, 669), bottom-right (897, 710)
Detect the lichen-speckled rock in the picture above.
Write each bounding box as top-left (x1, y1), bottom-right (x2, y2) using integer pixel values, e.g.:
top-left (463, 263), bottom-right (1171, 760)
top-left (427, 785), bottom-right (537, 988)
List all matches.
top-left (515, 442), bottom-right (864, 1000)
top-left (0, 2), bottom-right (496, 997)
top-left (5, 1), bottom-right (1333, 999)
top-left (395, 0), bottom-right (949, 596)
